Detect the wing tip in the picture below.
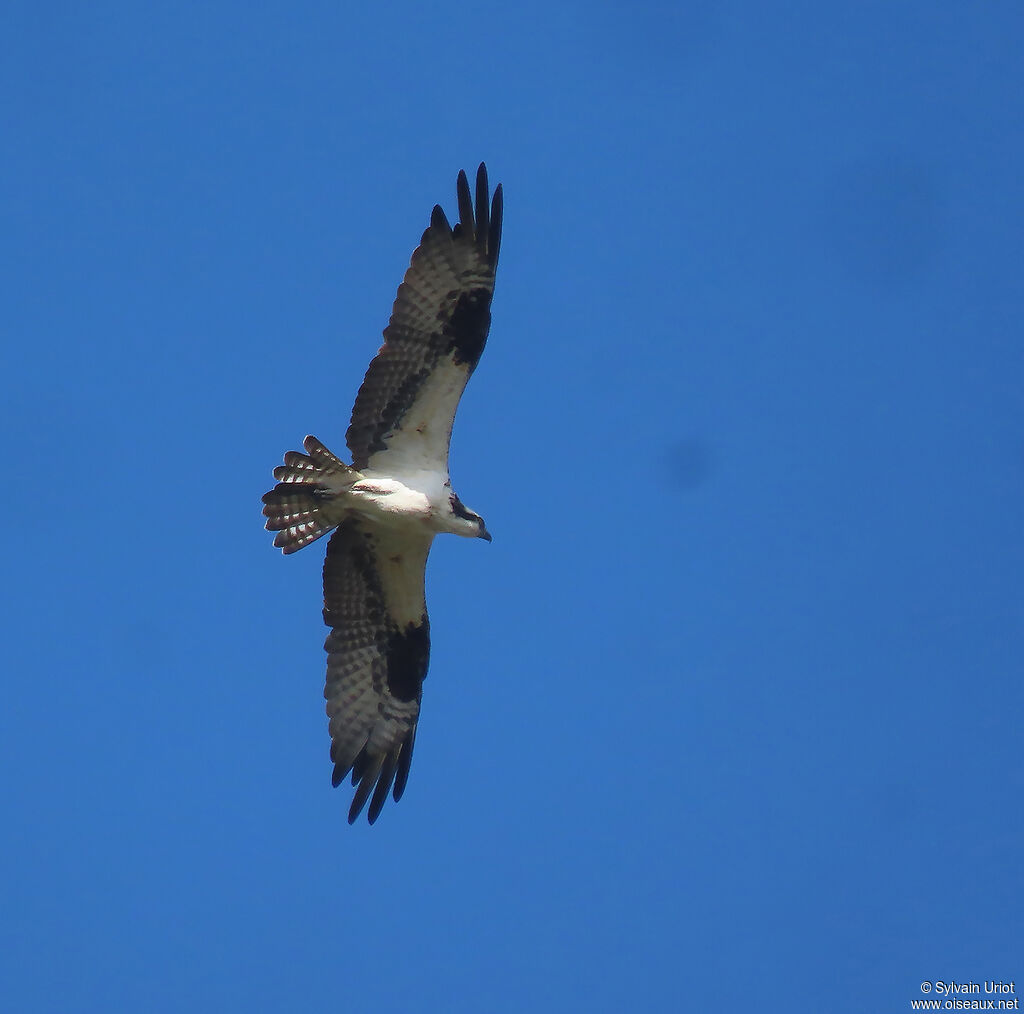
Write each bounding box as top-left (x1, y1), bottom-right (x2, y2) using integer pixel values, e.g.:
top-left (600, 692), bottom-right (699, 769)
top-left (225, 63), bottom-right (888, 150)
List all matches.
top-left (346, 752), bottom-right (384, 825)
top-left (331, 729), bottom-right (417, 825)
top-left (489, 182), bottom-right (503, 270)
top-left (412, 164), bottom-right (504, 265)
top-left (430, 204), bottom-right (450, 231)
top-left (392, 727), bottom-right (416, 802)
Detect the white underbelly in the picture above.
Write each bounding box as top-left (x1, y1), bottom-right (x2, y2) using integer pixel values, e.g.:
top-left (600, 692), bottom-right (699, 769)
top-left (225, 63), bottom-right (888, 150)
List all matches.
top-left (347, 478), bottom-right (433, 524)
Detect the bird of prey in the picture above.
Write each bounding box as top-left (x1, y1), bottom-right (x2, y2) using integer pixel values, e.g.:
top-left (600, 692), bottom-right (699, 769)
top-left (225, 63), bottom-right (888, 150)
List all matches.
top-left (262, 164), bottom-right (502, 824)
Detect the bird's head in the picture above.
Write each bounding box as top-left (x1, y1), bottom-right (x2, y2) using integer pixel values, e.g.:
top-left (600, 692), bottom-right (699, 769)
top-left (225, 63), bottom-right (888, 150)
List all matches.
top-left (448, 494), bottom-right (492, 542)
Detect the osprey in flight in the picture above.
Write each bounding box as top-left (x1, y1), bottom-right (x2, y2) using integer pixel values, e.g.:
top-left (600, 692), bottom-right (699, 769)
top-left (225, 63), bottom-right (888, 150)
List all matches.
top-left (262, 164), bottom-right (502, 824)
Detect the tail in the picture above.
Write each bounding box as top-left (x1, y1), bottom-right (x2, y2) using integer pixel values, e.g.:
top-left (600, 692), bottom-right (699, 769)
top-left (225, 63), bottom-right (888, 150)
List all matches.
top-left (262, 436), bottom-right (362, 554)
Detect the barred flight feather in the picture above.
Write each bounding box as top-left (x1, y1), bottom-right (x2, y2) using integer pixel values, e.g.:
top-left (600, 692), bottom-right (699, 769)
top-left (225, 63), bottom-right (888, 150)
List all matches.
top-left (321, 520), bottom-right (432, 824)
top-left (346, 163), bottom-right (501, 473)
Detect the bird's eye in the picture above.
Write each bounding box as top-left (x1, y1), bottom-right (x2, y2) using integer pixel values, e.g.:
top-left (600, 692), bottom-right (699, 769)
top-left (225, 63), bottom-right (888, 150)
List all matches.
top-left (449, 496), bottom-right (474, 521)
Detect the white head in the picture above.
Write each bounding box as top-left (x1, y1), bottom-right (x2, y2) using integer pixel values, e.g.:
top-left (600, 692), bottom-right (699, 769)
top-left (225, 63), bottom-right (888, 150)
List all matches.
top-left (447, 494), bottom-right (492, 541)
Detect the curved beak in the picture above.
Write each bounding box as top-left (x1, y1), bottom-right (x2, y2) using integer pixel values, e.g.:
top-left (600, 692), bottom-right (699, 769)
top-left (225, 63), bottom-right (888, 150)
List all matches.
top-left (479, 525), bottom-right (492, 543)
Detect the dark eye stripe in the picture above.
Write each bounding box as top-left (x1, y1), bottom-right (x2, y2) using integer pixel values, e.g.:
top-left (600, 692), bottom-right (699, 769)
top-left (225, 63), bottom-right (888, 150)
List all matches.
top-left (449, 496), bottom-right (475, 521)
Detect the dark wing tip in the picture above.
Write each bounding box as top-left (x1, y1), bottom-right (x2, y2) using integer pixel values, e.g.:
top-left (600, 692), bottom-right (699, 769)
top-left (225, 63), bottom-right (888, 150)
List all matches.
top-left (474, 163), bottom-right (490, 257)
top-left (366, 754), bottom-right (401, 824)
top-left (335, 739), bottom-right (412, 824)
top-left (430, 203), bottom-right (450, 231)
top-left (452, 163), bottom-right (501, 269)
top-left (456, 169), bottom-right (474, 237)
top-left (392, 727), bottom-right (417, 802)
top-left (347, 753), bottom-right (384, 824)
top-left (489, 182), bottom-right (503, 270)
top-left (425, 164), bottom-right (504, 264)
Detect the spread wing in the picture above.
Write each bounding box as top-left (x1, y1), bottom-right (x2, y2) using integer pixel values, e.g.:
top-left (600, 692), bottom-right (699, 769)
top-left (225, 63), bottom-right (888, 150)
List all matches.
top-left (321, 518), bottom-right (434, 824)
top-left (346, 163), bottom-right (502, 474)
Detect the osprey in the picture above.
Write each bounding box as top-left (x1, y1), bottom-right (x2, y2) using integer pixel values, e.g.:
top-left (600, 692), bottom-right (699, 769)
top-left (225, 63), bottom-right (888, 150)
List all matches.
top-left (262, 164), bottom-right (501, 824)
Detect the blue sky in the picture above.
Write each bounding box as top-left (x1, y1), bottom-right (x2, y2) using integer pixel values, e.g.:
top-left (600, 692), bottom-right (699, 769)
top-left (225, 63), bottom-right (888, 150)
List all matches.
top-left (2, 3), bottom-right (1022, 1011)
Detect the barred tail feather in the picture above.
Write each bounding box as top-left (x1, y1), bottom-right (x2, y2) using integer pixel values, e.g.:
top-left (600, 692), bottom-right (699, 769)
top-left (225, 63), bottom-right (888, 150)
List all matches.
top-left (302, 435), bottom-right (351, 472)
top-left (262, 435), bottom-right (362, 554)
top-left (262, 490), bottom-right (337, 553)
